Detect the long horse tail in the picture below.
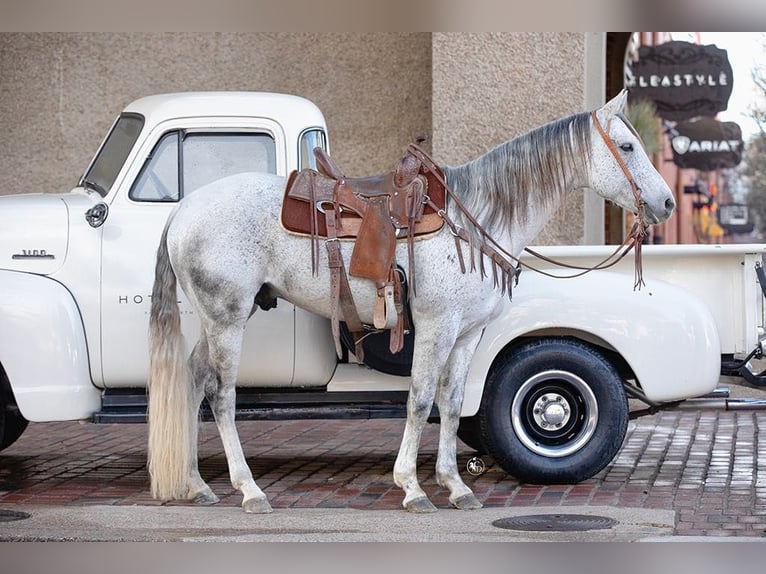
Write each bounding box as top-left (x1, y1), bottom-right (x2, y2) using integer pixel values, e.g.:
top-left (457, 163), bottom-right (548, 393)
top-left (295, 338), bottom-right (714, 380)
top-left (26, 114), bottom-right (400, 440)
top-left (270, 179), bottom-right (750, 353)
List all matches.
top-left (147, 218), bottom-right (194, 500)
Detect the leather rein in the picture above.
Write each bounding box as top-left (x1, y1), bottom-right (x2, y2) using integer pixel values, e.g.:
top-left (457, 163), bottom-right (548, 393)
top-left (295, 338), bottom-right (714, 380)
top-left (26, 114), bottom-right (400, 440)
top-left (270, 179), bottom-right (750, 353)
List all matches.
top-left (409, 110), bottom-right (649, 293)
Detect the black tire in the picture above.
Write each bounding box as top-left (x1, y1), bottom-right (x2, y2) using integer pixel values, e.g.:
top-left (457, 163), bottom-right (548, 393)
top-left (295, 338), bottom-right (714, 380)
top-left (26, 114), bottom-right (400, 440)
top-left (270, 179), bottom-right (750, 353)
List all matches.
top-left (457, 416), bottom-right (487, 454)
top-left (339, 322), bottom-right (414, 377)
top-left (0, 368), bottom-right (28, 451)
top-left (338, 265), bottom-right (415, 377)
top-left (478, 337), bottom-right (628, 484)
top-left (0, 406), bottom-right (28, 451)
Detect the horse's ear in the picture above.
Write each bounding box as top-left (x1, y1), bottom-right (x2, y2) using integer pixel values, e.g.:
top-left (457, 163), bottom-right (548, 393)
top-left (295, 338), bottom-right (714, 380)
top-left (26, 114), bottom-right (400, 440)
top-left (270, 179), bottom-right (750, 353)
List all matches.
top-left (596, 89), bottom-right (628, 127)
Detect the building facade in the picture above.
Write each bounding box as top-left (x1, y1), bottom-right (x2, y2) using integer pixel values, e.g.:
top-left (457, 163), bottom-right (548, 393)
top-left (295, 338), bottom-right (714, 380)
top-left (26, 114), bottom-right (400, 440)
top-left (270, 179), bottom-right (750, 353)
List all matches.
top-left (0, 32), bottom-right (617, 245)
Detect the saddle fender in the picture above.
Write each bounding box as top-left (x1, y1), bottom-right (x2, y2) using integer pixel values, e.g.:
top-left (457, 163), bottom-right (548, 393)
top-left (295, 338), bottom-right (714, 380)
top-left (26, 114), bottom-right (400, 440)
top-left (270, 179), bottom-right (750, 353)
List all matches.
top-left (0, 270), bottom-right (100, 421)
top-left (462, 271), bottom-right (721, 416)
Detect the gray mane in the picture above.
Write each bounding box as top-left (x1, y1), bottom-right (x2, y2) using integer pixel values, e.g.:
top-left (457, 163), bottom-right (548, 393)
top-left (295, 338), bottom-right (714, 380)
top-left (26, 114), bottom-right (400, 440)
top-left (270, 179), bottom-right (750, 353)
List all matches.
top-left (442, 111), bottom-right (592, 234)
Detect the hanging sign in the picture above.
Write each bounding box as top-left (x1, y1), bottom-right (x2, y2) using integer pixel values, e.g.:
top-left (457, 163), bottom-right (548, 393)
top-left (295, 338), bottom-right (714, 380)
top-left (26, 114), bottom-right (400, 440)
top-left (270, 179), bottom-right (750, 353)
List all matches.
top-left (626, 41), bottom-right (733, 121)
top-left (718, 203), bottom-right (755, 235)
top-left (670, 117), bottom-right (743, 170)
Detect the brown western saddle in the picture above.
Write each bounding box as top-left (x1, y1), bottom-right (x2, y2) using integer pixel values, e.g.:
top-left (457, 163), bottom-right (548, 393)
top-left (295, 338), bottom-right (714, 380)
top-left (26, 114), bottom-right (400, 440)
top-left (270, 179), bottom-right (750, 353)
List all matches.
top-left (281, 139), bottom-right (446, 359)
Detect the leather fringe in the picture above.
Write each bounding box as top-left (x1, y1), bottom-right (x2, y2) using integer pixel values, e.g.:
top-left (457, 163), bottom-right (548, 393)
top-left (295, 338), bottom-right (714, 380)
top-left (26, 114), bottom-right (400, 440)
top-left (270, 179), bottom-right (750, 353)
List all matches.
top-left (631, 221), bottom-right (648, 290)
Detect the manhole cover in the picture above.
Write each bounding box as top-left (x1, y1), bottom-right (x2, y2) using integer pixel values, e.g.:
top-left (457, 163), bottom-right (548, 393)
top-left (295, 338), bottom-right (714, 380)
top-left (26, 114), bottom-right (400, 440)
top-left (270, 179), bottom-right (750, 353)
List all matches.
top-left (0, 510), bottom-right (31, 522)
top-left (492, 514), bottom-right (616, 532)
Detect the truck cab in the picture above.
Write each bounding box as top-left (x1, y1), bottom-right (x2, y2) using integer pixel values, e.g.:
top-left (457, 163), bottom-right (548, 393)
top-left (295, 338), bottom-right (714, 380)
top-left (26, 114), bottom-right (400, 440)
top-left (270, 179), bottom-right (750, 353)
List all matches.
top-left (0, 92), bottom-right (335, 425)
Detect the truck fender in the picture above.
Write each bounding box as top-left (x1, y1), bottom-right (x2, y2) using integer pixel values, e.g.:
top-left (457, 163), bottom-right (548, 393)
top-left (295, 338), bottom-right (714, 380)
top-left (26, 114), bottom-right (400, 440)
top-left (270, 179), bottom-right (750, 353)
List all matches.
top-left (462, 270), bottom-right (721, 415)
top-left (0, 270), bottom-right (101, 421)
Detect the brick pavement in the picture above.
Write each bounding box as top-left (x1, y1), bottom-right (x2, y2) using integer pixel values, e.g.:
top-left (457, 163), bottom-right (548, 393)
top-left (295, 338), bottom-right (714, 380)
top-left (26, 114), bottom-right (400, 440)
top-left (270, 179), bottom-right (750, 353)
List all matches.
top-left (1, 409), bottom-right (766, 537)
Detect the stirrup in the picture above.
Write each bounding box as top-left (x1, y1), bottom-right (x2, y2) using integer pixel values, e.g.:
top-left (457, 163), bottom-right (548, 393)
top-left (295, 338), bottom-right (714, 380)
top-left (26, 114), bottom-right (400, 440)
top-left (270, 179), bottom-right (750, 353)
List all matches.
top-left (373, 284), bottom-right (398, 330)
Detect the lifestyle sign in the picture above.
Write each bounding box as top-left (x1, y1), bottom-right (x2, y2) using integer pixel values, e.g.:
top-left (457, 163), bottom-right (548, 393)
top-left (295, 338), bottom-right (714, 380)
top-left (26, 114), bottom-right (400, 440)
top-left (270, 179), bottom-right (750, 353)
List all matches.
top-left (626, 40), bottom-right (733, 121)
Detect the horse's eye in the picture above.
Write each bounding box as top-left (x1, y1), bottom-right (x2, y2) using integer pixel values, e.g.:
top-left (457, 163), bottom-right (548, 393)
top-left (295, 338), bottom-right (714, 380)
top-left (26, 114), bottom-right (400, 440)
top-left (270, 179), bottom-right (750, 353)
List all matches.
top-left (620, 143), bottom-right (634, 152)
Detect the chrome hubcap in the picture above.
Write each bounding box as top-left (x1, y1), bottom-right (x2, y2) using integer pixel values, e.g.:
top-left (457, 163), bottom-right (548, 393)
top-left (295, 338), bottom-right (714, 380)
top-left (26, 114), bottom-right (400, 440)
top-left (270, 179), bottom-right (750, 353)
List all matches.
top-left (532, 393), bottom-right (570, 429)
top-left (512, 370), bottom-right (598, 458)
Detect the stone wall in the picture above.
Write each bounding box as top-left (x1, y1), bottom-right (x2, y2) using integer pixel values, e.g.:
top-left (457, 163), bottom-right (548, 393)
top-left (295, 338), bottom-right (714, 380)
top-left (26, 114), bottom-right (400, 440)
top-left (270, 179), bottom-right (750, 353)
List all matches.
top-left (0, 32), bottom-right (431, 193)
top-left (0, 32), bottom-right (598, 244)
top-left (432, 32), bottom-right (590, 244)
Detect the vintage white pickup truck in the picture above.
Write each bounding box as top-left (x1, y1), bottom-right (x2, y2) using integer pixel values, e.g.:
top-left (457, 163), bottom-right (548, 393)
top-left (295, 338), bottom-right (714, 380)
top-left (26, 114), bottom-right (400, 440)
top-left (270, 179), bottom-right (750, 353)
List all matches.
top-left (1, 92), bottom-right (764, 484)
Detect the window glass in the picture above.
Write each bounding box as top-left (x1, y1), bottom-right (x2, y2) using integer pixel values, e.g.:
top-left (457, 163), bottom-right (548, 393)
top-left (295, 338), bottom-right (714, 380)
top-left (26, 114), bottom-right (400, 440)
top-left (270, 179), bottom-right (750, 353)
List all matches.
top-left (183, 133), bottom-right (276, 194)
top-left (81, 114), bottom-right (144, 196)
top-left (130, 132), bottom-right (179, 201)
top-left (130, 131), bottom-right (276, 202)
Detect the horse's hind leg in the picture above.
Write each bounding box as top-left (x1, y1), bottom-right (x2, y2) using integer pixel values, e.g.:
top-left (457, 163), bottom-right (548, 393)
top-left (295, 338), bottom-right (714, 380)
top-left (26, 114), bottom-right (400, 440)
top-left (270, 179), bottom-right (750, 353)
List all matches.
top-left (185, 335), bottom-right (220, 505)
top-left (434, 328), bottom-right (484, 510)
top-left (205, 322), bottom-right (272, 514)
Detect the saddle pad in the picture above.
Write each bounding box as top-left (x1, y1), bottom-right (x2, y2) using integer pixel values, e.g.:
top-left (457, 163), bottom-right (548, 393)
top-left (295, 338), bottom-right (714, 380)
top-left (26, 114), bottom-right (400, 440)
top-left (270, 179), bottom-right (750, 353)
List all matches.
top-left (280, 167), bottom-right (446, 239)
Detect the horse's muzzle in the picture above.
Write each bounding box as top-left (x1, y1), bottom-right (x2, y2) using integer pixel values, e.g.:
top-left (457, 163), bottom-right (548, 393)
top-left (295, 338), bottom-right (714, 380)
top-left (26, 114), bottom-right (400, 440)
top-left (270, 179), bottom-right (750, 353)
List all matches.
top-left (641, 195), bottom-right (676, 225)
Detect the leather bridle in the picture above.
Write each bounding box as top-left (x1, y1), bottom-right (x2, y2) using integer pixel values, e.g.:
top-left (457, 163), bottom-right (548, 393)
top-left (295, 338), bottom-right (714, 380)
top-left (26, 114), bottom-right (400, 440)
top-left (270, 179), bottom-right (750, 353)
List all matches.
top-left (590, 110), bottom-right (646, 225)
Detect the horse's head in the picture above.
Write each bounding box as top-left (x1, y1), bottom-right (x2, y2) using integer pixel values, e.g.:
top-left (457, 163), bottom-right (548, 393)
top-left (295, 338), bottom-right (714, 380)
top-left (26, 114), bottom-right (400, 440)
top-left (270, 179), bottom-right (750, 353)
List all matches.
top-left (590, 90), bottom-right (675, 225)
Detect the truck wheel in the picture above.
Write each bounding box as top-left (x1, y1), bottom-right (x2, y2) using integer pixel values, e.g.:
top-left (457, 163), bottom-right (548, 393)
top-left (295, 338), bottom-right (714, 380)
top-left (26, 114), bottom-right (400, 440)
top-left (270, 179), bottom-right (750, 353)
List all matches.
top-left (0, 369), bottom-right (28, 451)
top-left (457, 416), bottom-right (486, 454)
top-left (478, 337), bottom-right (628, 483)
top-left (0, 406), bottom-right (28, 451)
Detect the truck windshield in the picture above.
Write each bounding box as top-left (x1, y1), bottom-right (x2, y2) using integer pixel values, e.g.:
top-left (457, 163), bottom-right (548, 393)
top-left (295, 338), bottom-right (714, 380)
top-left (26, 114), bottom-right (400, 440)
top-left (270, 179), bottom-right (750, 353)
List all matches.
top-left (80, 114), bottom-right (144, 197)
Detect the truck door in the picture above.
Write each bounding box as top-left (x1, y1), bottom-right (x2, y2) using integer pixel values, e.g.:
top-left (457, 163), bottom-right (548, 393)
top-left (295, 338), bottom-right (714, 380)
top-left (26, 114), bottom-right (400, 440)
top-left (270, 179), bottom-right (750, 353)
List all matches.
top-left (100, 120), bottom-right (296, 388)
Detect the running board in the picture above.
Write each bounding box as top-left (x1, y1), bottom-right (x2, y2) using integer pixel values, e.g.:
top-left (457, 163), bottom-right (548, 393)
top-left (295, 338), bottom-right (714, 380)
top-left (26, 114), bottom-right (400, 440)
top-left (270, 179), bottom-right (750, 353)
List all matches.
top-left (92, 388), bottom-right (422, 424)
top-left (721, 339), bottom-right (766, 387)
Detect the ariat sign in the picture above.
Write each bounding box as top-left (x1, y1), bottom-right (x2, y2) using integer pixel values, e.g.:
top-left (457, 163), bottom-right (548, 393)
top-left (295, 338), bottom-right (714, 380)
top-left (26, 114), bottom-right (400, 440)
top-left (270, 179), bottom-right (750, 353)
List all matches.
top-left (671, 137), bottom-right (740, 155)
top-left (626, 41), bottom-right (733, 121)
top-left (670, 117), bottom-right (743, 171)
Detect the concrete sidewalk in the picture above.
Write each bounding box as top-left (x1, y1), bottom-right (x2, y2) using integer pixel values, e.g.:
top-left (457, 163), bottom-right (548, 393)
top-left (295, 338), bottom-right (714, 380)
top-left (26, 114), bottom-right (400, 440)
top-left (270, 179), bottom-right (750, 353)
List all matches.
top-left (0, 504), bottom-right (675, 542)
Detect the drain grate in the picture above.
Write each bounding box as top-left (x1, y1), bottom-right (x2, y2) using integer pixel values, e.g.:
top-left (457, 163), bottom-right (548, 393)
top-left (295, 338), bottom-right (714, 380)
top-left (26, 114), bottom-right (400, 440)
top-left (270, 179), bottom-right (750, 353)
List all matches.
top-left (493, 513), bottom-right (616, 532)
top-left (0, 510), bottom-right (31, 522)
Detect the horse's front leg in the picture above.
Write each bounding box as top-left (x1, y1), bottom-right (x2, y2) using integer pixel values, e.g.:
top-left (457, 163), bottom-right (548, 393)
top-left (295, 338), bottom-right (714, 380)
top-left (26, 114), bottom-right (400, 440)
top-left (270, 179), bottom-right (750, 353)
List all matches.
top-left (435, 328), bottom-right (484, 510)
top-left (206, 326), bottom-right (272, 514)
top-left (393, 326), bottom-right (455, 513)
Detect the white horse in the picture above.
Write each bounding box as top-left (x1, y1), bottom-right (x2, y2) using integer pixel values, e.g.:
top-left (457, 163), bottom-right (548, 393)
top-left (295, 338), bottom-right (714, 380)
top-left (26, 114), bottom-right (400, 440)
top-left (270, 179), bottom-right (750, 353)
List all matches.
top-left (146, 91), bottom-right (675, 514)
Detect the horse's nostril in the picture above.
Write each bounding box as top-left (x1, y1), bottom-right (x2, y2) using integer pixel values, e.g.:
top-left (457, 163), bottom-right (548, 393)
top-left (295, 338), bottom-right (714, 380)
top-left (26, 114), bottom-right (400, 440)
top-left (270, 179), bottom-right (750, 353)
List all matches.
top-left (665, 197), bottom-right (676, 212)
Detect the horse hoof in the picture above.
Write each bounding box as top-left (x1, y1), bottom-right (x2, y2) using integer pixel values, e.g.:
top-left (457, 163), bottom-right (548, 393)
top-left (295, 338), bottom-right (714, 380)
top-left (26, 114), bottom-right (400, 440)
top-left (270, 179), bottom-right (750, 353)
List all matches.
top-left (452, 493), bottom-right (483, 510)
top-left (405, 497), bottom-right (438, 513)
top-left (243, 497), bottom-right (273, 514)
top-left (192, 489), bottom-right (220, 505)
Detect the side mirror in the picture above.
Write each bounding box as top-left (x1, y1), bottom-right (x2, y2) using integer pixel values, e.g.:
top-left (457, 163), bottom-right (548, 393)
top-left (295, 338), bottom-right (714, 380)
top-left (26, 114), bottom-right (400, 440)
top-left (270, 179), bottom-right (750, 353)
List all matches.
top-left (85, 203), bottom-right (109, 228)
